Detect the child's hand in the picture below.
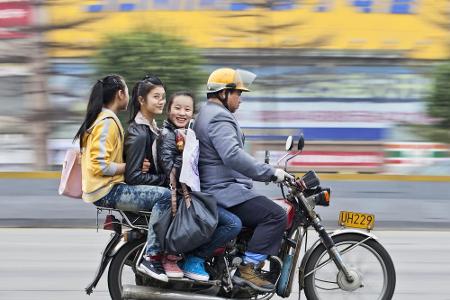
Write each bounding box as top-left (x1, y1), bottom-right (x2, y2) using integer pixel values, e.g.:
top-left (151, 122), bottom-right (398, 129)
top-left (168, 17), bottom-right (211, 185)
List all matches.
top-left (142, 158), bottom-right (151, 173)
top-left (177, 129), bottom-right (186, 139)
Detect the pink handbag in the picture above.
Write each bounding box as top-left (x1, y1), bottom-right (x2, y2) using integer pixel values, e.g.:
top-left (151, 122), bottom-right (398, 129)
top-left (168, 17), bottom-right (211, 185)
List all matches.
top-left (58, 148), bottom-right (82, 199)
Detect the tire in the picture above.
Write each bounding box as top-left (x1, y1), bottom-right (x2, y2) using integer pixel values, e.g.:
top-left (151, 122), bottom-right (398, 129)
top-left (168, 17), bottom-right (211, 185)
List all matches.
top-left (107, 239), bottom-right (145, 300)
top-left (303, 233), bottom-right (396, 300)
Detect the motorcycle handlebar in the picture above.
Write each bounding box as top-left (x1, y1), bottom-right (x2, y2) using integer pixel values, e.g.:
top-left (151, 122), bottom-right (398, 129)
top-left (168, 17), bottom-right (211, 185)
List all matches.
top-left (278, 170), bottom-right (321, 190)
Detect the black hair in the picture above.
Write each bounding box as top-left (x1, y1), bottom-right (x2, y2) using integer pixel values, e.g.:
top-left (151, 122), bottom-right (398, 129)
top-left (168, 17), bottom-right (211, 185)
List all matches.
top-left (128, 75), bottom-right (165, 123)
top-left (74, 74), bottom-right (126, 148)
top-left (166, 91), bottom-right (195, 114)
top-left (206, 92), bottom-right (217, 99)
top-left (207, 89), bottom-right (234, 110)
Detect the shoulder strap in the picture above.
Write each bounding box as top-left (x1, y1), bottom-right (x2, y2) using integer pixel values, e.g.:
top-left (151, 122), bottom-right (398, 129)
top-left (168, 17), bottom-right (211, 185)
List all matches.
top-left (87, 116), bottom-right (123, 142)
top-left (80, 116), bottom-right (123, 154)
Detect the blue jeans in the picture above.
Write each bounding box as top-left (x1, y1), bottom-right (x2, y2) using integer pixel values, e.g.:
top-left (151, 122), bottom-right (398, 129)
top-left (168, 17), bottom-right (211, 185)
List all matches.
top-left (193, 206), bottom-right (242, 258)
top-left (94, 183), bottom-right (171, 256)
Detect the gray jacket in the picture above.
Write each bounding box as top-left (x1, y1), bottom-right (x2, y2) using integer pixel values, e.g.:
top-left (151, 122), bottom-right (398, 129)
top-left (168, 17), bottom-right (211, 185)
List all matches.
top-left (194, 101), bottom-right (275, 208)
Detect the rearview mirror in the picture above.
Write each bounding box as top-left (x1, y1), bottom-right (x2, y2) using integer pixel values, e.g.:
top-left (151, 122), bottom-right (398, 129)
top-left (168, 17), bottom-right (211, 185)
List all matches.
top-left (264, 150), bottom-right (270, 164)
top-left (285, 136), bottom-right (293, 151)
top-left (298, 134), bottom-right (305, 151)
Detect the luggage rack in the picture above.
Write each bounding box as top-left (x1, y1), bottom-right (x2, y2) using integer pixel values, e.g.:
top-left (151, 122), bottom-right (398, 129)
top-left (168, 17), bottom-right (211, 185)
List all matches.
top-left (95, 206), bottom-right (151, 231)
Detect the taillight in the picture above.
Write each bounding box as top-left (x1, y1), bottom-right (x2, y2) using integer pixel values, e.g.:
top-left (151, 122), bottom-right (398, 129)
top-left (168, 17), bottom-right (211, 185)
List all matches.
top-left (104, 214), bottom-right (121, 233)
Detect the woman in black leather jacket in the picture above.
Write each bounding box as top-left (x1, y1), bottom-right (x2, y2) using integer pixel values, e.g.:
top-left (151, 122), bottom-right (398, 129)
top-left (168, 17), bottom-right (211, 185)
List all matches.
top-left (124, 75), bottom-right (183, 280)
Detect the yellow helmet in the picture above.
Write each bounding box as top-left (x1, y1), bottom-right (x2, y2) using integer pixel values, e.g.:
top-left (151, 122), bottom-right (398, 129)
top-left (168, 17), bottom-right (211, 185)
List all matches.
top-left (206, 68), bottom-right (256, 93)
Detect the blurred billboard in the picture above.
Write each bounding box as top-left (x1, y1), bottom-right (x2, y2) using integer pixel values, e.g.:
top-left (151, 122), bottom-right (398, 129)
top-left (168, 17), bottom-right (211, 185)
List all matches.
top-left (229, 64), bottom-right (430, 142)
top-left (46, 0), bottom-right (449, 59)
top-left (1, 0), bottom-right (449, 173)
top-left (0, 0), bottom-right (31, 39)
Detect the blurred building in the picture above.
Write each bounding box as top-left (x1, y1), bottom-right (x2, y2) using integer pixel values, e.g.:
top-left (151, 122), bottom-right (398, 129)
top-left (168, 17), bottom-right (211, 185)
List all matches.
top-left (1, 0), bottom-right (449, 172)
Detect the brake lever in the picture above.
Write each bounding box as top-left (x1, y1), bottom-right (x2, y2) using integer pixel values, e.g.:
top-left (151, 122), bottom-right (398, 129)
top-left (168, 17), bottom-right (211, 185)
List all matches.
top-left (284, 176), bottom-right (305, 191)
top-left (296, 178), bottom-right (306, 190)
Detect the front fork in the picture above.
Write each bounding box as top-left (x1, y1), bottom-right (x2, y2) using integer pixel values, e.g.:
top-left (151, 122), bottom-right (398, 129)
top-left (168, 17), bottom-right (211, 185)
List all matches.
top-left (298, 192), bottom-right (355, 283)
top-left (311, 216), bottom-right (354, 282)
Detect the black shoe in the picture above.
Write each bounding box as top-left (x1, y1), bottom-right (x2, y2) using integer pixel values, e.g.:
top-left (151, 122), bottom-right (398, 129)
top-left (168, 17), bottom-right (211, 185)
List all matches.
top-left (137, 259), bottom-right (169, 282)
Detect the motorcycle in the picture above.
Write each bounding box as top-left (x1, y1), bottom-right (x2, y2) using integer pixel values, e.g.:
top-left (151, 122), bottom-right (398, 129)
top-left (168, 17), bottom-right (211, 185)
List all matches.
top-left (86, 134), bottom-right (396, 300)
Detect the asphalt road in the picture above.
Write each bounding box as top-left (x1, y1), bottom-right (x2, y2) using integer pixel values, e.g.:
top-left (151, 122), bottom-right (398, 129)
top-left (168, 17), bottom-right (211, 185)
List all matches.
top-left (0, 179), bottom-right (449, 299)
top-left (0, 178), bottom-right (449, 229)
top-left (0, 228), bottom-right (449, 300)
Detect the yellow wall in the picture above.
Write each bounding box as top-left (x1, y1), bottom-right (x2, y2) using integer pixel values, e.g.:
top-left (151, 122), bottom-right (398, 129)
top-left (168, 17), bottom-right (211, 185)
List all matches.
top-left (46, 0), bottom-right (449, 59)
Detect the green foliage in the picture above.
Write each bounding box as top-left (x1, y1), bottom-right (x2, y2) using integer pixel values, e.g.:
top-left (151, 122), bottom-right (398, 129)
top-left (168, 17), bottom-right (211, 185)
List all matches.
top-left (428, 61), bottom-right (450, 128)
top-left (407, 124), bottom-right (450, 144)
top-left (94, 31), bottom-right (205, 124)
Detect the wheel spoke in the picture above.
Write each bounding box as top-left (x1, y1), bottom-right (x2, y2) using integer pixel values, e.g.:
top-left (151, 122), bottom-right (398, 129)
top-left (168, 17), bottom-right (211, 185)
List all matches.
top-left (315, 284), bottom-right (341, 291)
top-left (305, 237), bottom-right (371, 278)
top-left (124, 259), bottom-right (133, 267)
top-left (303, 234), bottom-right (395, 300)
top-left (315, 277), bottom-right (339, 285)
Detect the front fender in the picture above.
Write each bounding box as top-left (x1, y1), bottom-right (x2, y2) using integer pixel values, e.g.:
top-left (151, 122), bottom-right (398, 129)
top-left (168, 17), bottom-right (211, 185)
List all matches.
top-left (298, 228), bottom-right (378, 290)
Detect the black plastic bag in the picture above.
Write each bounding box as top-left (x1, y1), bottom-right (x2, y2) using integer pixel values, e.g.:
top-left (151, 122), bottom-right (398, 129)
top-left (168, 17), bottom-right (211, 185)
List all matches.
top-left (154, 191), bottom-right (218, 254)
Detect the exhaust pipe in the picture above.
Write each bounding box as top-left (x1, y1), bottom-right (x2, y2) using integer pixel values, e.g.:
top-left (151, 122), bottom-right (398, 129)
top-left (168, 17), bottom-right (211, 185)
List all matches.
top-left (122, 285), bottom-right (231, 300)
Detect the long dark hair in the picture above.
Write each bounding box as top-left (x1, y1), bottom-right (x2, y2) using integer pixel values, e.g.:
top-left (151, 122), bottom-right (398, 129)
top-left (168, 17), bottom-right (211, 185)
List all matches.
top-left (74, 74), bottom-right (126, 148)
top-left (166, 91), bottom-right (195, 114)
top-left (128, 75), bottom-right (165, 123)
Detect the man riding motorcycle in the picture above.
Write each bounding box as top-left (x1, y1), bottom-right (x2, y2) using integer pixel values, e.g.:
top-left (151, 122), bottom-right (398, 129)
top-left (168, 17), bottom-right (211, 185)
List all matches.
top-left (193, 68), bottom-right (292, 292)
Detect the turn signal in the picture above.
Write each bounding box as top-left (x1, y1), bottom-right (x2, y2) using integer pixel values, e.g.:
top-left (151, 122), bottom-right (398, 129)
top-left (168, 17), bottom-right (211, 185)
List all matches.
top-left (323, 189), bottom-right (330, 205)
top-left (314, 189), bottom-right (331, 206)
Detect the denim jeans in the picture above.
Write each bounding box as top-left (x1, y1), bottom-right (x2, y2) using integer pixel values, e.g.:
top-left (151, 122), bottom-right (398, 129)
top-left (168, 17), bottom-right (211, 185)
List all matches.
top-left (193, 206), bottom-right (242, 258)
top-left (94, 183), bottom-right (171, 256)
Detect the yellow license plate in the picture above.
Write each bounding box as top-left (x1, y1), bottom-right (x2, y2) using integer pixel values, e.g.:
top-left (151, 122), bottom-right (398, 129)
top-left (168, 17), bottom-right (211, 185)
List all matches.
top-left (339, 211), bottom-right (375, 230)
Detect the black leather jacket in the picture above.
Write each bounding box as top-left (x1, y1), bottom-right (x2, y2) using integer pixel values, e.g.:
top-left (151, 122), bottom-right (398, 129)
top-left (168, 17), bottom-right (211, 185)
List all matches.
top-left (158, 120), bottom-right (183, 180)
top-left (124, 120), bottom-right (166, 186)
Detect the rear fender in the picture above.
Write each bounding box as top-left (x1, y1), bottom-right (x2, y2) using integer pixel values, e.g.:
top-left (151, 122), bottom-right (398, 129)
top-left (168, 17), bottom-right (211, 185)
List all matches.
top-left (298, 228), bottom-right (378, 290)
top-left (111, 236), bottom-right (127, 256)
top-left (85, 233), bottom-right (127, 294)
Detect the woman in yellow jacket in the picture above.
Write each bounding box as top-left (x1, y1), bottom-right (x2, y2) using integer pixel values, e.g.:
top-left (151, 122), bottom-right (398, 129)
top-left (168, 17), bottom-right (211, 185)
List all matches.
top-left (74, 74), bottom-right (172, 282)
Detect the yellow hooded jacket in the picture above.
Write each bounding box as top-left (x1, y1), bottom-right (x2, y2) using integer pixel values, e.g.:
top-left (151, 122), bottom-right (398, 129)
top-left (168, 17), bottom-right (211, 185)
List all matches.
top-left (81, 108), bottom-right (125, 203)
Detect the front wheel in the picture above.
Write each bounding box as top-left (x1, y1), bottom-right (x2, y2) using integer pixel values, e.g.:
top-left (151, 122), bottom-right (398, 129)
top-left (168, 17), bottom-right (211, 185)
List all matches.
top-left (107, 239), bottom-right (145, 300)
top-left (303, 233), bottom-right (396, 300)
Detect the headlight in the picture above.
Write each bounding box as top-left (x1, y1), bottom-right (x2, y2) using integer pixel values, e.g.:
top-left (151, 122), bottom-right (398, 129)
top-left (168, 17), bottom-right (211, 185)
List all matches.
top-left (301, 170), bottom-right (320, 189)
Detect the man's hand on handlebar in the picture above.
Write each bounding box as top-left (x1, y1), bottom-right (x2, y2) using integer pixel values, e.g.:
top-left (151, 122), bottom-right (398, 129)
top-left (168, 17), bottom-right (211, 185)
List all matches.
top-left (273, 168), bottom-right (294, 183)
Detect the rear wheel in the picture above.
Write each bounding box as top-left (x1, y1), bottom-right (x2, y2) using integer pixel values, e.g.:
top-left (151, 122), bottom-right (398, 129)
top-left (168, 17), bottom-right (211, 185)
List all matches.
top-left (303, 233), bottom-right (396, 300)
top-left (107, 240), bottom-right (145, 300)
